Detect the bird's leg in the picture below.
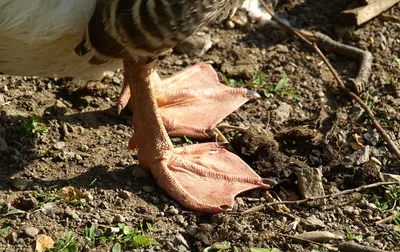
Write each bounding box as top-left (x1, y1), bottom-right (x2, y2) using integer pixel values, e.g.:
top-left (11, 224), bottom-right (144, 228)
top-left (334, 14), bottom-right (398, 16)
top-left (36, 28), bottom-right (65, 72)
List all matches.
top-left (124, 60), bottom-right (269, 213)
top-left (118, 63), bottom-right (259, 139)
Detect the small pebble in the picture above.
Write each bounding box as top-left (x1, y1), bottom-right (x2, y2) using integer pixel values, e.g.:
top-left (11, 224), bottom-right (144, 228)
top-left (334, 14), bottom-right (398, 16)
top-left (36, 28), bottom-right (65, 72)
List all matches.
top-left (168, 206), bottom-right (179, 215)
top-left (0, 137), bottom-right (8, 152)
top-left (6, 232), bottom-right (18, 244)
top-left (142, 185), bottom-right (155, 193)
top-left (53, 100), bottom-right (68, 115)
top-left (113, 214), bottom-right (126, 223)
top-left (53, 141), bottom-right (66, 150)
top-left (132, 166), bottom-right (150, 178)
top-left (11, 177), bottom-right (31, 190)
top-left (23, 227), bottom-right (39, 238)
top-left (99, 138), bottom-right (107, 145)
top-left (118, 190), bottom-right (131, 200)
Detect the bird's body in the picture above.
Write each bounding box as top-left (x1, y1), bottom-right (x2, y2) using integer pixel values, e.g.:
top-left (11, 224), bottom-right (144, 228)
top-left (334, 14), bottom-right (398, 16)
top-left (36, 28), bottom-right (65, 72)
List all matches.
top-left (0, 0), bottom-right (269, 213)
top-left (0, 0), bottom-right (240, 78)
top-left (0, 1), bottom-right (110, 78)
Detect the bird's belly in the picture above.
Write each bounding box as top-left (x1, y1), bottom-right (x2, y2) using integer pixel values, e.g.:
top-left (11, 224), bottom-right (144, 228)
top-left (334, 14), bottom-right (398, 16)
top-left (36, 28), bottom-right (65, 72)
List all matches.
top-left (0, 0), bottom-right (121, 79)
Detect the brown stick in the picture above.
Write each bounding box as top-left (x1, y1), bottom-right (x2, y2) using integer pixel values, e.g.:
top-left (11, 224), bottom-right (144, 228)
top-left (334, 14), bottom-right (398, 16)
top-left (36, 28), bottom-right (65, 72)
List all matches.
top-left (375, 211), bottom-right (399, 225)
top-left (258, 0), bottom-right (400, 160)
top-left (337, 0), bottom-right (400, 26)
top-left (241, 181), bottom-right (400, 214)
top-left (300, 30), bottom-right (373, 93)
top-left (338, 241), bottom-right (387, 252)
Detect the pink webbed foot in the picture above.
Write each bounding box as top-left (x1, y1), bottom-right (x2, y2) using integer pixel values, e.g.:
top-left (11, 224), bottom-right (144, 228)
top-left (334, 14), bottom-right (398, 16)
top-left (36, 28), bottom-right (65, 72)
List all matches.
top-left (151, 143), bottom-right (270, 213)
top-left (118, 63), bottom-right (259, 139)
top-left (124, 61), bottom-right (270, 213)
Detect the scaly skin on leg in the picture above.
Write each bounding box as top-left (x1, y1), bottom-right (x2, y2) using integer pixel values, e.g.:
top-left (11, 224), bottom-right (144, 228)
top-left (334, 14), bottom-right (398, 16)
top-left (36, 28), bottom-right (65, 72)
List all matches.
top-left (119, 63), bottom-right (259, 139)
top-left (124, 60), bottom-right (270, 213)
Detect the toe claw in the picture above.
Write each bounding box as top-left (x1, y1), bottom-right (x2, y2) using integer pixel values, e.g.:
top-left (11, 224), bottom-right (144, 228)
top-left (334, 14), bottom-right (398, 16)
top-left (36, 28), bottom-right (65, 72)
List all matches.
top-left (216, 142), bottom-right (230, 147)
top-left (205, 129), bottom-right (217, 138)
top-left (220, 205), bottom-right (233, 212)
top-left (262, 178), bottom-right (277, 187)
top-left (117, 104), bottom-right (123, 115)
top-left (246, 90), bottom-right (261, 100)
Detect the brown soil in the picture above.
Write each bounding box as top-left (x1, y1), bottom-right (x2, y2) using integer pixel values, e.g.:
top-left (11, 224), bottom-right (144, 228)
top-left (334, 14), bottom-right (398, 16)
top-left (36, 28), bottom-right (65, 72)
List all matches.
top-left (1, 1), bottom-right (400, 251)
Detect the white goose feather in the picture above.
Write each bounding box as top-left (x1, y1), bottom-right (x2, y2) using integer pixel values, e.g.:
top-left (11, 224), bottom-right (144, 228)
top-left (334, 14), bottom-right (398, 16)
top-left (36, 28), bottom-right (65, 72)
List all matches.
top-left (0, 0), bottom-right (121, 79)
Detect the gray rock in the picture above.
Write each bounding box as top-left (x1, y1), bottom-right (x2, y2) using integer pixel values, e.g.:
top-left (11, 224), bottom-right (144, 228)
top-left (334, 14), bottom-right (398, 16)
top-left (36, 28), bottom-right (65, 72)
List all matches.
top-left (23, 227), bottom-right (39, 238)
top-left (345, 146), bottom-right (370, 166)
top-left (168, 206), bottom-right (179, 215)
top-left (272, 102), bottom-right (292, 124)
top-left (370, 157), bottom-right (382, 166)
top-left (142, 185), bottom-right (155, 193)
top-left (85, 193), bottom-right (94, 202)
top-left (339, 241), bottom-right (387, 252)
top-left (186, 225), bottom-right (198, 237)
top-left (65, 207), bottom-right (81, 221)
top-left (275, 44), bottom-right (289, 53)
top-left (78, 144), bottom-right (89, 152)
top-left (53, 141), bottom-right (66, 150)
top-left (11, 177), bottom-right (31, 190)
top-left (6, 232), bottom-right (18, 244)
top-left (53, 100), bottom-right (68, 115)
top-left (98, 138), bottom-right (107, 145)
top-left (354, 146), bottom-right (370, 165)
top-left (174, 33), bottom-right (212, 57)
top-left (112, 76), bottom-right (122, 84)
top-left (348, 105), bottom-right (364, 122)
top-left (363, 129), bottom-right (380, 146)
top-left (370, 146), bottom-right (387, 157)
top-left (295, 231), bottom-right (339, 242)
top-left (113, 214), bottom-right (125, 223)
top-left (297, 167), bottom-right (326, 206)
top-left (375, 32), bottom-right (387, 44)
top-left (131, 166), bottom-right (150, 178)
top-left (381, 173), bottom-right (400, 183)
top-left (0, 137), bottom-right (8, 152)
top-left (118, 190), bottom-right (131, 200)
top-left (306, 215), bottom-right (325, 228)
top-left (173, 233), bottom-right (190, 251)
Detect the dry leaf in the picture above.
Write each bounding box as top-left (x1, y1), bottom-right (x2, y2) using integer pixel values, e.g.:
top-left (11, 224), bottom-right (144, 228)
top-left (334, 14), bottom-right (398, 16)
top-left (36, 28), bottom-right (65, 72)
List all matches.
top-left (35, 234), bottom-right (55, 252)
top-left (58, 186), bottom-right (84, 201)
top-left (350, 134), bottom-right (364, 150)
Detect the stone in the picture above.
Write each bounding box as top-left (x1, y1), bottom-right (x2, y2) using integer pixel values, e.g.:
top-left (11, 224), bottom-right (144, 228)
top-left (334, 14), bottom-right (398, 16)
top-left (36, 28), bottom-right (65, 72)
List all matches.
top-left (113, 214), bottom-right (126, 223)
top-left (53, 100), bottom-right (68, 115)
top-left (11, 177), bottom-right (31, 190)
top-left (131, 166), bottom-right (150, 178)
top-left (53, 141), bottom-right (66, 150)
top-left (297, 167), bottom-right (326, 206)
top-left (65, 207), bottom-right (81, 221)
top-left (345, 146), bottom-right (370, 166)
top-left (0, 137), bottom-right (8, 152)
top-left (272, 102), bottom-right (292, 124)
top-left (118, 190), bottom-right (131, 200)
top-left (306, 215), bottom-right (325, 228)
top-left (174, 33), bottom-right (212, 57)
top-left (142, 185), bottom-right (154, 193)
top-left (23, 227), bottom-right (39, 238)
top-left (168, 206), bottom-right (179, 215)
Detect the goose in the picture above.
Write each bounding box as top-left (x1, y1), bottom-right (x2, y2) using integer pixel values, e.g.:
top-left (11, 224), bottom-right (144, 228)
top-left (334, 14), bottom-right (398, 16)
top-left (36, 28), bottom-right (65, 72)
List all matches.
top-left (0, 0), bottom-right (270, 213)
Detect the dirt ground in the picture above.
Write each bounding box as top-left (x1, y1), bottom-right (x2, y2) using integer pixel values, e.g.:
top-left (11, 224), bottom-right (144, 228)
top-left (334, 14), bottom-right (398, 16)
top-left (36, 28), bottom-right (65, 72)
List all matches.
top-left (1, 0), bottom-right (400, 251)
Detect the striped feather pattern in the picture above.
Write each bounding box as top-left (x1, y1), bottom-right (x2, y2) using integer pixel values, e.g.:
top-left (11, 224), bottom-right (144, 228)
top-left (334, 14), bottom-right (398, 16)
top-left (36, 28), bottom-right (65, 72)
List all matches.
top-left (77, 0), bottom-right (243, 63)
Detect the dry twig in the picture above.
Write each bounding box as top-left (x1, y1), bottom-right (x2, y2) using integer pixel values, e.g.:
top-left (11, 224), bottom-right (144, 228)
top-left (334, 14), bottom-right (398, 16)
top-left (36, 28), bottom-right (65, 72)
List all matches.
top-left (242, 181), bottom-right (400, 214)
top-left (258, 0), bottom-right (400, 160)
top-left (375, 210), bottom-right (399, 225)
top-left (300, 30), bottom-right (373, 93)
